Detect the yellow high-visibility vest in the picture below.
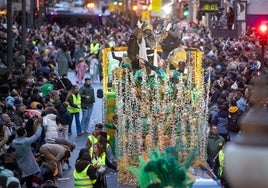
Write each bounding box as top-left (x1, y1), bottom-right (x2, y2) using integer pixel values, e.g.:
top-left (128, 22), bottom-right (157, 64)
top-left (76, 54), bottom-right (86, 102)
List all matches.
top-left (73, 164), bottom-right (96, 188)
top-left (218, 150), bottom-right (224, 176)
top-left (90, 43), bottom-right (100, 55)
top-left (67, 94), bottom-right (81, 113)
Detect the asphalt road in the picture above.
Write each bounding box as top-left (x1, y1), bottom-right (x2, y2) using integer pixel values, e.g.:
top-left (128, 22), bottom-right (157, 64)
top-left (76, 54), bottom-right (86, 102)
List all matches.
top-left (55, 70), bottom-right (135, 188)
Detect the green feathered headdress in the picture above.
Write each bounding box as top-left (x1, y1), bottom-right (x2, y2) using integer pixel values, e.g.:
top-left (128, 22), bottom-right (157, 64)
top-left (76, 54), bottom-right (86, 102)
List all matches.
top-left (128, 145), bottom-right (196, 188)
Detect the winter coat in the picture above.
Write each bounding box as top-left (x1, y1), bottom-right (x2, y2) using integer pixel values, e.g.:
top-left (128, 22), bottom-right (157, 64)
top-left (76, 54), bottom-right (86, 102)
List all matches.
top-left (79, 84), bottom-right (95, 108)
top-left (39, 143), bottom-right (67, 162)
top-left (58, 106), bottom-right (71, 126)
top-left (11, 126), bottom-right (43, 178)
top-left (213, 110), bottom-right (228, 135)
top-left (207, 133), bottom-right (225, 167)
top-left (73, 45), bottom-right (86, 64)
top-left (56, 49), bottom-right (72, 77)
top-left (227, 106), bottom-right (242, 133)
top-left (208, 104), bottom-right (218, 125)
top-left (43, 113), bottom-right (59, 141)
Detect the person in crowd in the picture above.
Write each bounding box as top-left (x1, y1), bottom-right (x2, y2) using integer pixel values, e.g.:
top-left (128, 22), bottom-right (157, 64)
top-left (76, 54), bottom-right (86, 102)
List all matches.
top-left (30, 87), bottom-right (44, 106)
top-left (111, 47), bottom-right (132, 72)
top-left (66, 85), bottom-right (82, 136)
top-left (40, 171), bottom-right (58, 188)
top-left (57, 102), bottom-right (71, 140)
top-left (227, 100), bottom-right (243, 141)
top-left (41, 106), bottom-right (59, 142)
top-left (86, 123), bottom-right (104, 150)
top-left (36, 61), bottom-right (51, 80)
top-left (206, 125), bottom-right (225, 172)
top-left (11, 116), bottom-right (43, 188)
top-left (214, 144), bottom-right (230, 188)
top-left (0, 164), bottom-right (21, 188)
top-left (0, 120), bottom-right (11, 156)
top-left (1, 113), bottom-right (16, 145)
top-left (48, 90), bottom-right (62, 109)
top-left (105, 114), bottom-right (118, 158)
top-left (11, 104), bottom-right (26, 127)
top-left (73, 148), bottom-right (97, 188)
top-left (211, 104), bottom-right (229, 142)
top-left (87, 54), bottom-right (100, 83)
top-left (73, 40), bottom-right (87, 66)
top-left (134, 57), bottom-right (148, 89)
top-left (236, 90), bottom-right (247, 112)
top-left (5, 90), bottom-right (19, 111)
top-left (39, 143), bottom-right (71, 178)
top-left (89, 37), bottom-right (101, 58)
top-left (56, 73), bottom-right (73, 91)
top-left (98, 132), bottom-right (117, 172)
top-left (2, 146), bottom-right (22, 183)
top-left (161, 14), bottom-right (180, 60)
top-left (105, 114), bottom-right (118, 132)
top-left (136, 54), bottom-right (168, 83)
top-left (56, 43), bottom-right (72, 77)
top-left (76, 58), bottom-right (88, 84)
top-left (135, 20), bottom-right (171, 65)
top-left (226, 7), bottom-right (235, 30)
top-left (79, 78), bottom-right (95, 134)
top-left (172, 60), bottom-right (187, 80)
top-left (91, 142), bottom-right (106, 188)
top-left (136, 21), bottom-right (156, 64)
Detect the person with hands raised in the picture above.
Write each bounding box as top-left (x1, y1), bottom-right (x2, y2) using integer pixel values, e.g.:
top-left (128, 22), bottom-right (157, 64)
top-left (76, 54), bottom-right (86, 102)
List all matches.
top-left (11, 115), bottom-right (44, 188)
top-left (111, 47), bottom-right (132, 71)
top-left (161, 15), bottom-right (181, 60)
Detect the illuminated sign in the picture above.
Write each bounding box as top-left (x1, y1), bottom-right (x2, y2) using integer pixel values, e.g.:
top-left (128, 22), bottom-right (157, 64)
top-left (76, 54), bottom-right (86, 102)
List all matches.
top-left (200, 0), bottom-right (221, 12)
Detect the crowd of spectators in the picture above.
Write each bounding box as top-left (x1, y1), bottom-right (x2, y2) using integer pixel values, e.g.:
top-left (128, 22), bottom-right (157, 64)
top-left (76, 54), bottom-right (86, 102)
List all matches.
top-left (0, 12), bottom-right (267, 187)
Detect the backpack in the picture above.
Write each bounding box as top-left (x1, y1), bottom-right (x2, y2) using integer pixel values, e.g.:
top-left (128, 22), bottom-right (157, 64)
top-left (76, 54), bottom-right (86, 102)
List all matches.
top-left (97, 89), bottom-right (103, 99)
top-left (227, 112), bottom-right (241, 133)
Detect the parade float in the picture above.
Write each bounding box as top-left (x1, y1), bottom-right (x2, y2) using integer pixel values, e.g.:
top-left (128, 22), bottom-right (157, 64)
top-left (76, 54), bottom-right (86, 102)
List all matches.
top-left (102, 46), bottom-right (215, 186)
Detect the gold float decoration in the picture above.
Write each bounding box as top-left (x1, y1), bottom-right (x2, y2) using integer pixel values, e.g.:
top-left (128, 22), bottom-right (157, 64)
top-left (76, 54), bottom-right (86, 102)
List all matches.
top-left (102, 47), bottom-right (208, 185)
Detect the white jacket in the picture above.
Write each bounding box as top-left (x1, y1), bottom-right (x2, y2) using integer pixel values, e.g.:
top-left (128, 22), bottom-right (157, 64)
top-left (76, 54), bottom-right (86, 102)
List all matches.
top-left (43, 113), bottom-right (59, 141)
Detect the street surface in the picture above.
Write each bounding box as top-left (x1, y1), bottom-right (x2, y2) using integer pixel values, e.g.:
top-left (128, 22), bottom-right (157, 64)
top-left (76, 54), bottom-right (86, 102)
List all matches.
top-left (55, 70), bottom-right (135, 188)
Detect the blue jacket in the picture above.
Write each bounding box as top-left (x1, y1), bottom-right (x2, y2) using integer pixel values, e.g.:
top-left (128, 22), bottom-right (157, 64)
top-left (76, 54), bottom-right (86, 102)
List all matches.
top-left (11, 126), bottom-right (43, 178)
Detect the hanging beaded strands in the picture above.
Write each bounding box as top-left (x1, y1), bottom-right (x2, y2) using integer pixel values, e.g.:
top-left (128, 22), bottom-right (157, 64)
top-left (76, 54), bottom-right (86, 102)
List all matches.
top-left (104, 47), bottom-right (208, 185)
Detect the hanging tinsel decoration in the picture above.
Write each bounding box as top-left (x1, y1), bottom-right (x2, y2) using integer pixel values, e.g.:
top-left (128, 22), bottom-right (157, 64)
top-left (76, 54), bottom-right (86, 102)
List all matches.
top-left (104, 47), bottom-right (209, 185)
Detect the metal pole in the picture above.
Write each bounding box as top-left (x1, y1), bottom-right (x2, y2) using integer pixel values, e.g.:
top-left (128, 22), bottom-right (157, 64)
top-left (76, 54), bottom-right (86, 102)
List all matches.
top-left (7, 0), bottom-right (13, 71)
top-left (130, 0), bottom-right (134, 28)
top-left (29, 0), bottom-right (34, 27)
top-left (22, 0), bottom-right (27, 54)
